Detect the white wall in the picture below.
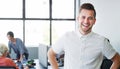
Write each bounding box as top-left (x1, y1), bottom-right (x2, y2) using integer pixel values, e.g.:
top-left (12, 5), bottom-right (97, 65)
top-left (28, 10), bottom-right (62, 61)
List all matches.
top-left (80, 0), bottom-right (120, 53)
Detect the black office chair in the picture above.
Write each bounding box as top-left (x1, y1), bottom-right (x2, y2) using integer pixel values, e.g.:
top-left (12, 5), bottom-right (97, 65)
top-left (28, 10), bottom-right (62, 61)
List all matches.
top-left (101, 58), bottom-right (113, 69)
top-left (0, 66), bottom-right (16, 69)
top-left (101, 57), bottom-right (120, 69)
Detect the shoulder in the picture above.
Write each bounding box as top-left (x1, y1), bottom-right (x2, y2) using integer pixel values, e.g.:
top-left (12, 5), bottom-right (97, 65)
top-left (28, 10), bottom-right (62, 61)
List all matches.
top-left (16, 38), bottom-right (21, 40)
top-left (92, 32), bottom-right (106, 39)
top-left (8, 41), bottom-right (13, 46)
top-left (90, 32), bottom-right (109, 43)
top-left (5, 57), bottom-right (13, 61)
top-left (8, 41), bottom-right (12, 44)
top-left (2, 57), bottom-right (13, 63)
top-left (16, 38), bottom-right (22, 42)
top-left (55, 31), bottom-right (76, 43)
top-left (0, 57), bottom-right (15, 66)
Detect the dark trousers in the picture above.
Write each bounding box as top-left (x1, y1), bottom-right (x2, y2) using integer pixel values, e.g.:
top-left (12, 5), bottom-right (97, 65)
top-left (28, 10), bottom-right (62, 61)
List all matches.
top-left (17, 53), bottom-right (29, 60)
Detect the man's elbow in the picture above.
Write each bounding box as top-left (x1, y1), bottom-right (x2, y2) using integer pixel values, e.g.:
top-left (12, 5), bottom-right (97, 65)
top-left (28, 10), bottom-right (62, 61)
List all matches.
top-left (111, 53), bottom-right (120, 69)
top-left (47, 48), bottom-right (56, 59)
top-left (111, 53), bottom-right (120, 62)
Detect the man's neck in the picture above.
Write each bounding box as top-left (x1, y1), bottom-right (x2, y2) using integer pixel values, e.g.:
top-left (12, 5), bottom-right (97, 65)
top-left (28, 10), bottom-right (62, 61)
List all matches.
top-left (79, 30), bottom-right (91, 35)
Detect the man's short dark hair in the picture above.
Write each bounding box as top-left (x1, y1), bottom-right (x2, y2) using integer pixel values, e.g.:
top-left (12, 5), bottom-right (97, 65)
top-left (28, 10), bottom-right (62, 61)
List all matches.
top-left (7, 31), bottom-right (14, 37)
top-left (79, 3), bottom-right (96, 18)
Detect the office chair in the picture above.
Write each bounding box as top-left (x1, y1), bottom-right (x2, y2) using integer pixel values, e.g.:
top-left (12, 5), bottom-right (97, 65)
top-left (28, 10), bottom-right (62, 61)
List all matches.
top-left (101, 57), bottom-right (120, 69)
top-left (101, 58), bottom-right (113, 69)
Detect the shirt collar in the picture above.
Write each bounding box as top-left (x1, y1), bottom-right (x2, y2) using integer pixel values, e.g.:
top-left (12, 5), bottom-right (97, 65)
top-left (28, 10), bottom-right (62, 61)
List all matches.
top-left (76, 30), bottom-right (93, 38)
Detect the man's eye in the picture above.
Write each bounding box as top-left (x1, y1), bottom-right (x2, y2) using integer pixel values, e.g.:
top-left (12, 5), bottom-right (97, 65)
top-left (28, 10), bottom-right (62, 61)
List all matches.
top-left (82, 16), bottom-right (85, 19)
top-left (88, 17), bottom-right (94, 20)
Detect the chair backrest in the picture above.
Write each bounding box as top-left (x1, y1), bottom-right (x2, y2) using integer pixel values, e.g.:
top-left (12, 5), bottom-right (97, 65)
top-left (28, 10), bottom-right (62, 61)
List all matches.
top-left (100, 58), bottom-right (113, 69)
top-left (0, 66), bottom-right (16, 69)
top-left (101, 56), bottom-right (120, 69)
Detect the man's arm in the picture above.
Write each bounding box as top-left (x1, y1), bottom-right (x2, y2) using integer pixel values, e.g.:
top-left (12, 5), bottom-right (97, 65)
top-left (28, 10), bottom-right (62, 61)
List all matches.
top-left (8, 43), bottom-right (11, 54)
top-left (110, 53), bottom-right (120, 69)
top-left (17, 38), bottom-right (25, 61)
top-left (48, 48), bottom-right (58, 69)
top-left (19, 54), bottom-right (23, 61)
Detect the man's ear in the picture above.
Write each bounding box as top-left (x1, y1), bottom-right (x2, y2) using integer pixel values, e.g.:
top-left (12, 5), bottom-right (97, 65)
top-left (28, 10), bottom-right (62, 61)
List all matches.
top-left (93, 18), bottom-right (96, 25)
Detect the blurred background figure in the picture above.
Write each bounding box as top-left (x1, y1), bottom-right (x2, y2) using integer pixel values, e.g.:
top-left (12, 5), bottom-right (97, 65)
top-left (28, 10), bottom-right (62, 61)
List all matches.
top-left (0, 43), bottom-right (19, 69)
top-left (7, 31), bottom-right (29, 62)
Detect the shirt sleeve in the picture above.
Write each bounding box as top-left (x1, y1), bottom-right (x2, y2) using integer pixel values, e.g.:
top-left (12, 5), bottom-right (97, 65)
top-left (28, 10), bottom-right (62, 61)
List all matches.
top-left (102, 38), bottom-right (116, 59)
top-left (17, 38), bottom-right (25, 54)
top-left (52, 35), bottom-right (66, 54)
top-left (8, 42), bottom-right (11, 54)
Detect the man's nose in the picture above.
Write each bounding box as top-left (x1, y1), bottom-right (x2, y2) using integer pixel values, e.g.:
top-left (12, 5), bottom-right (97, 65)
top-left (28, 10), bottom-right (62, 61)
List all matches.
top-left (84, 18), bottom-right (89, 23)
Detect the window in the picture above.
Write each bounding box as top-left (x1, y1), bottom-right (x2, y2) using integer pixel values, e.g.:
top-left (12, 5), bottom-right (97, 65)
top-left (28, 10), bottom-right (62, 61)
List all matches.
top-left (25, 20), bottom-right (50, 46)
top-left (0, 20), bottom-right (23, 45)
top-left (52, 0), bottom-right (74, 18)
top-left (26, 0), bottom-right (49, 18)
top-left (52, 21), bottom-right (75, 44)
top-left (0, 0), bottom-right (78, 47)
top-left (0, 0), bottom-right (22, 18)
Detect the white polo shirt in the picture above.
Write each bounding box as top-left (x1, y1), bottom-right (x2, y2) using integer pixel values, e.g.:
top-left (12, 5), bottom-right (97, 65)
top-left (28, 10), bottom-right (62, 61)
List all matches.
top-left (52, 31), bottom-right (116, 69)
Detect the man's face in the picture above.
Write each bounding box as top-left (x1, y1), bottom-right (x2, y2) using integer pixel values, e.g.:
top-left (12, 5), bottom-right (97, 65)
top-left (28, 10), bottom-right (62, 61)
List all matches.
top-left (7, 35), bottom-right (13, 41)
top-left (77, 9), bottom-right (96, 34)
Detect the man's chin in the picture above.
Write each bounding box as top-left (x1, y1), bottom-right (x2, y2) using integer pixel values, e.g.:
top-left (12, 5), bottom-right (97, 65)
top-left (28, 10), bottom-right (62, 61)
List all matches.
top-left (82, 28), bottom-right (89, 31)
top-left (82, 29), bottom-right (91, 33)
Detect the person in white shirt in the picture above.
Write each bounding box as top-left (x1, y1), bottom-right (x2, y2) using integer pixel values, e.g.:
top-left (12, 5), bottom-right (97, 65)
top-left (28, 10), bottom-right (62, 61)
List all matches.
top-left (47, 3), bottom-right (120, 69)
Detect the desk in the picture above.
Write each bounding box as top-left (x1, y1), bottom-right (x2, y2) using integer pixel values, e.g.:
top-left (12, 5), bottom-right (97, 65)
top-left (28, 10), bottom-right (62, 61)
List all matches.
top-left (15, 59), bottom-right (43, 69)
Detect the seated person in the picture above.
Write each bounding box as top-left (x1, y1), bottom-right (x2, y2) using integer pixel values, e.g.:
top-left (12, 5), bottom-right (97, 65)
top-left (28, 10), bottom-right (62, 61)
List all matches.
top-left (0, 43), bottom-right (29, 69)
top-left (0, 43), bottom-right (19, 69)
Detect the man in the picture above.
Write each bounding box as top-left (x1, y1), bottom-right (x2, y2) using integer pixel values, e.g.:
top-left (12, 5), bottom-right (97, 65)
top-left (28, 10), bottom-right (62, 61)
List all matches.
top-left (48, 3), bottom-right (120, 69)
top-left (7, 31), bottom-right (29, 62)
